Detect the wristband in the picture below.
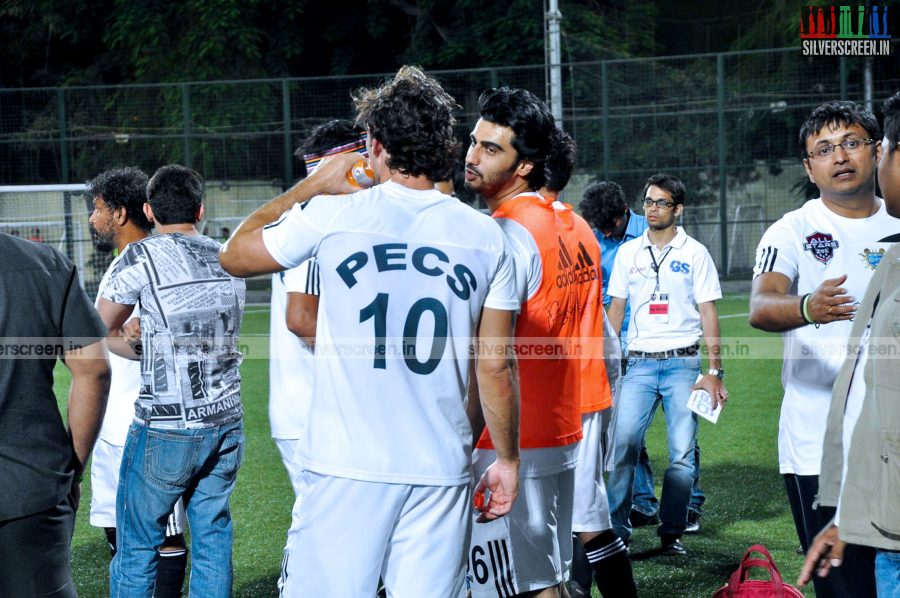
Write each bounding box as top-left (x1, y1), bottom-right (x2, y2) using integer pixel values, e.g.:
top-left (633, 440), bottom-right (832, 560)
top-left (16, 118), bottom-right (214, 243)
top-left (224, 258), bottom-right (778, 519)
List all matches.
top-left (801, 293), bottom-right (818, 327)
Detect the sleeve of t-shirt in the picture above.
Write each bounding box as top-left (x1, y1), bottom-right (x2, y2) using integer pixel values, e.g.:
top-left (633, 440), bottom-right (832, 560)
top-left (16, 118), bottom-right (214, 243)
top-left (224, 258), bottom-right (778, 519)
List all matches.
top-left (262, 197), bottom-right (334, 269)
top-left (61, 265), bottom-right (107, 344)
top-left (100, 244), bottom-right (149, 306)
top-left (495, 218), bottom-right (541, 304)
top-left (283, 258), bottom-right (319, 296)
top-left (692, 245), bottom-right (723, 304)
top-left (483, 236), bottom-right (521, 312)
top-left (607, 245), bottom-right (630, 299)
top-left (753, 217), bottom-right (799, 281)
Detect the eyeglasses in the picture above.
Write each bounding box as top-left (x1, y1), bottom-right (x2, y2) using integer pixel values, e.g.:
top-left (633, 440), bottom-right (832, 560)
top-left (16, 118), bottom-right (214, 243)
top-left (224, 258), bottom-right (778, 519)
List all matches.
top-left (642, 198), bottom-right (675, 210)
top-left (807, 137), bottom-right (875, 160)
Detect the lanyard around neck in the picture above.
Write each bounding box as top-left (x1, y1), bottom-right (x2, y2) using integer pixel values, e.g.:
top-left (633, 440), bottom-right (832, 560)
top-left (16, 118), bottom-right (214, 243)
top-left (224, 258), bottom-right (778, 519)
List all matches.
top-left (646, 245), bottom-right (672, 291)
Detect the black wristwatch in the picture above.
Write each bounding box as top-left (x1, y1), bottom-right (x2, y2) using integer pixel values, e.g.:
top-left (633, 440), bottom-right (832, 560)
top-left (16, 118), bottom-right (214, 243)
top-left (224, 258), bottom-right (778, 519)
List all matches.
top-left (707, 368), bottom-right (725, 380)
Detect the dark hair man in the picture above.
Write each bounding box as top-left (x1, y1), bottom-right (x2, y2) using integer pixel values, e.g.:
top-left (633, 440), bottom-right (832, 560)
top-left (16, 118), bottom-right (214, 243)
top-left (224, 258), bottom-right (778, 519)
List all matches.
top-left (0, 235), bottom-right (110, 596)
top-left (605, 173), bottom-right (727, 557)
top-left (98, 164), bottom-right (247, 597)
top-left (464, 87), bottom-right (634, 598)
top-left (799, 92), bottom-right (900, 595)
top-left (221, 66), bottom-right (520, 597)
top-left (750, 100), bottom-right (899, 598)
top-left (86, 167), bottom-right (189, 597)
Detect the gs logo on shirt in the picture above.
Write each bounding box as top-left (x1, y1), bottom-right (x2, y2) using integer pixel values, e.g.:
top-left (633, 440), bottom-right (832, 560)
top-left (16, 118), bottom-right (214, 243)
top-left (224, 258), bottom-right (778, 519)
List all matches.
top-left (669, 260), bottom-right (690, 274)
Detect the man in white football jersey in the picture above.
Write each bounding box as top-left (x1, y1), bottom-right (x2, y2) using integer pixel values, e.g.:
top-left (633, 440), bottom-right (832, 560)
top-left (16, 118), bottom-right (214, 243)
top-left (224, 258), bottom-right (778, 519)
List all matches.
top-left (269, 119), bottom-right (366, 496)
top-left (86, 167), bottom-right (188, 597)
top-left (750, 100), bottom-right (899, 598)
top-left (221, 66), bottom-right (521, 597)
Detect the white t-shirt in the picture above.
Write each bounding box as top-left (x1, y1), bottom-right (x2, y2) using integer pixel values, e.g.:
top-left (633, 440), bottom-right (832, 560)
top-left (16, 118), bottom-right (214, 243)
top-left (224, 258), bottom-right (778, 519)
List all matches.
top-left (262, 181), bottom-right (519, 486)
top-left (268, 259), bottom-right (319, 440)
top-left (608, 227), bottom-right (722, 353)
top-left (95, 251), bottom-right (141, 446)
top-left (753, 198), bottom-right (898, 475)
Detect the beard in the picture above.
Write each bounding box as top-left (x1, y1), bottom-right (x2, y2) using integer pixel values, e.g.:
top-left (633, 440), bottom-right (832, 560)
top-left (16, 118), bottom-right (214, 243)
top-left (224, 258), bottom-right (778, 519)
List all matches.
top-left (463, 162), bottom-right (518, 200)
top-left (90, 224), bottom-right (115, 252)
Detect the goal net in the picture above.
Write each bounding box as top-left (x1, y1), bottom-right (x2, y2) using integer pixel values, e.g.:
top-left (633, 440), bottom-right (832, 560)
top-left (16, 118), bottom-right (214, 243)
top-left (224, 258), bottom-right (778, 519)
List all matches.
top-left (0, 184), bottom-right (104, 295)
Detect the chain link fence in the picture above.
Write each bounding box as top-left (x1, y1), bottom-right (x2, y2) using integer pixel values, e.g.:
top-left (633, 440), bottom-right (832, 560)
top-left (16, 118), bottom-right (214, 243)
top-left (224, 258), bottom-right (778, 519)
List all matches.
top-left (2, 46), bottom-right (898, 294)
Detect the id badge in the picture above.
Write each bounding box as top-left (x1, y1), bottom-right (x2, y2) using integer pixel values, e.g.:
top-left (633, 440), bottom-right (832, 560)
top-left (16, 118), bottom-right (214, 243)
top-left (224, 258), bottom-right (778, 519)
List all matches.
top-left (648, 293), bottom-right (669, 323)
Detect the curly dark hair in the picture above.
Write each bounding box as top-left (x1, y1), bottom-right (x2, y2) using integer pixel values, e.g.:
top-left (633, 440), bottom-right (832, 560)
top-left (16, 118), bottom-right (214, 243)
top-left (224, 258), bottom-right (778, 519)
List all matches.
top-left (884, 91), bottom-right (900, 154)
top-left (544, 128), bottom-right (576, 193)
top-left (579, 181), bottom-right (627, 230)
top-left (799, 100), bottom-right (881, 159)
top-left (477, 87), bottom-right (556, 190)
top-left (147, 164), bottom-right (204, 225)
top-left (352, 66), bottom-right (460, 181)
top-left (86, 166), bottom-right (152, 232)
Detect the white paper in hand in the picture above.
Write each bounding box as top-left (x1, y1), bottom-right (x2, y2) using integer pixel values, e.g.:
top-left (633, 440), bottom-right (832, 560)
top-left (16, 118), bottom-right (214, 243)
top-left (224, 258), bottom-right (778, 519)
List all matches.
top-left (687, 374), bottom-right (722, 424)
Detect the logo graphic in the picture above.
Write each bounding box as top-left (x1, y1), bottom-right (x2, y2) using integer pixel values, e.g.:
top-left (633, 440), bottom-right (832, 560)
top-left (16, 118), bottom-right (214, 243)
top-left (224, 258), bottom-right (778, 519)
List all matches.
top-left (669, 260), bottom-right (691, 274)
top-left (556, 237), bottom-right (601, 288)
top-left (803, 232), bottom-right (840, 264)
top-left (800, 5), bottom-right (891, 56)
top-left (859, 247), bottom-right (886, 270)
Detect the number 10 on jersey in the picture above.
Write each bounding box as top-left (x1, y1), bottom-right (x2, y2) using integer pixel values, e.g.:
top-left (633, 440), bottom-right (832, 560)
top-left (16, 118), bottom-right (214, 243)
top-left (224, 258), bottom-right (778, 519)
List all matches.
top-left (359, 293), bottom-right (449, 375)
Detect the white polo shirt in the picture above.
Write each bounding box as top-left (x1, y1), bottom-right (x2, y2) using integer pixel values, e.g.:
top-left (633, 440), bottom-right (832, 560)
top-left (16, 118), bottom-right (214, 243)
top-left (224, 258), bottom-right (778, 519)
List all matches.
top-left (608, 227), bottom-right (722, 353)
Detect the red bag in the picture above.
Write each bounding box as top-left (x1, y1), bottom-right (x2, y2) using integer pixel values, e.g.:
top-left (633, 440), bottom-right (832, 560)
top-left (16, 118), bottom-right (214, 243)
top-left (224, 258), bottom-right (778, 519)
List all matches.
top-left (712, 544), bottom-right (804, 597)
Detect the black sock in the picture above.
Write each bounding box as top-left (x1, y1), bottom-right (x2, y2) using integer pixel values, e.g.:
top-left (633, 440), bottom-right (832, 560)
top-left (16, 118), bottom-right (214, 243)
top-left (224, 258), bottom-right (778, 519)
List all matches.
top-left (104, 528), bottom-right (117, 557)
top-left (583, 530), bottom-right (638, 598)
top-left (154, 548), bottom-right (187, 598)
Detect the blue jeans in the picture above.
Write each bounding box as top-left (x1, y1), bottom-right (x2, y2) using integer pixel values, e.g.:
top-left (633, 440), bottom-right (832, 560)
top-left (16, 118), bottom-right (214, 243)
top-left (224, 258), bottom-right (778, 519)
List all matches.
top-left (110, 420), bottom-right (244, 598)
top-left (607, 354), bottom-right (699, 542)
top-left (876, 550), bottom-right (900, 598)
top-left (632, 440), bottom-right (705, 516)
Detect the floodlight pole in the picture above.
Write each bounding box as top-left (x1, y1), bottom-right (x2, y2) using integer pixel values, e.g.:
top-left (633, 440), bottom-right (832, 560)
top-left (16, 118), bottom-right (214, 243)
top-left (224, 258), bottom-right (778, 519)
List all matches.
top-left (546, 0), bottom-right (563, 125)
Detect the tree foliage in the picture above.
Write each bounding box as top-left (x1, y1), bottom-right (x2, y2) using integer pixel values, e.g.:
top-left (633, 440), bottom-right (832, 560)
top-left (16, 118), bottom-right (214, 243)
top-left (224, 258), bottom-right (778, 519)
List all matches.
top-left (2, 0), bottom-right (660, 87)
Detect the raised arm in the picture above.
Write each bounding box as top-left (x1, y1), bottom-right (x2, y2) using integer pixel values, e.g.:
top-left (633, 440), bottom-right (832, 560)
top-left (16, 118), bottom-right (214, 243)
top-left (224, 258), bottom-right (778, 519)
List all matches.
top-left (220, 152), bottom-right (361, 277)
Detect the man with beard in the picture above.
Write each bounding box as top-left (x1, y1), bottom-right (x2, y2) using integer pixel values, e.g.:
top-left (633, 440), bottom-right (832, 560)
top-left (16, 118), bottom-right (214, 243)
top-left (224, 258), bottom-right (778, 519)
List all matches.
top-left (463, 87), bottom-right (625, 598)
top-left (86, 167), bottom-right (189, 597)
top-left (605, 173), bottom-right (727, 556)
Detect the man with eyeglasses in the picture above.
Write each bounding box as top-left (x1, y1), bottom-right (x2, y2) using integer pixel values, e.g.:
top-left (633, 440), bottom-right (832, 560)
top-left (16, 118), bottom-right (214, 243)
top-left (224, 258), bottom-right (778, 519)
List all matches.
top-left (750, 100), bottom-right (899, 598)
top-left (605, 173), bottom-right (727, 557)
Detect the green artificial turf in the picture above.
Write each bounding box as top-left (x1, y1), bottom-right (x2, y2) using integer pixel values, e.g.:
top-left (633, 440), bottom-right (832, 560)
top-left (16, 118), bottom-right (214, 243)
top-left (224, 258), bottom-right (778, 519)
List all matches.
top-left (55, 296), bottom-right (813, 597)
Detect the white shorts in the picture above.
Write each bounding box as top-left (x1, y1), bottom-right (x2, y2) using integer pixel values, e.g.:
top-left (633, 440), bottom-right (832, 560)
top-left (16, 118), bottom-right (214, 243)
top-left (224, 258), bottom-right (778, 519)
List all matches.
top-left (468, 452), bottom-right (574, 597)
top-left (274, 438), bottom-right (303, 497)
top-left (89, 437), bottom-right (186, 535)
top-left (572, 410), bottom-right (613, 533)
top-left (280, 471), bottom-right (470, 597)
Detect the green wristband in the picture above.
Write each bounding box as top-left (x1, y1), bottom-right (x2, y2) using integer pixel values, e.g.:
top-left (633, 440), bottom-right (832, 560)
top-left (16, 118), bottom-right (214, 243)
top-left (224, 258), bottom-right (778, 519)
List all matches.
top-left (801, 293), bottom-right (816, 325)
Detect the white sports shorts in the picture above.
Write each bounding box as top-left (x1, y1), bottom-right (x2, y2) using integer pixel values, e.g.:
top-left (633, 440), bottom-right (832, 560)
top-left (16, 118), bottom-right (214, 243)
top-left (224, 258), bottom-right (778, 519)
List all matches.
top-left (572, 409), bottom-right (613, 533)
top-left (90, 437), bottom-right (186, 535)
top-left (468, 450), bottom-right (575, 597)
top-left (279, 471), bottom-right (470, 597)
top-left (274, 438), bottom-right (303, 497)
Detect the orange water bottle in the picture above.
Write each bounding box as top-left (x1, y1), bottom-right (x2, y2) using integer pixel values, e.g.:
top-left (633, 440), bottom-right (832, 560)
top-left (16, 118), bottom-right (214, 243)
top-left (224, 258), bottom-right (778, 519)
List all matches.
top-left (346, 159), bottom-right (375, 188)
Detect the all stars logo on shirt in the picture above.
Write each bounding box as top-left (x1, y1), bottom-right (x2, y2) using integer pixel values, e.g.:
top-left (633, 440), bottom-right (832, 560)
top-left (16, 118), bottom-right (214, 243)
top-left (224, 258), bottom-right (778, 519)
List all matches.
top-left (803, 231), bottom-right (839, 264)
